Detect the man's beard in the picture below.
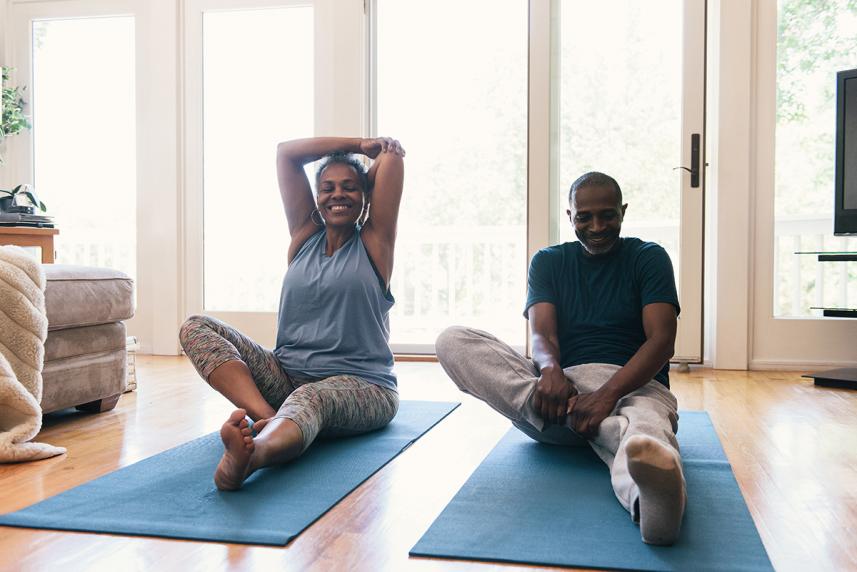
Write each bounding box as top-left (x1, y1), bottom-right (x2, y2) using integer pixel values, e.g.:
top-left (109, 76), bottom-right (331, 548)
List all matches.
top-left (576, 228), bottom-right (621, 256)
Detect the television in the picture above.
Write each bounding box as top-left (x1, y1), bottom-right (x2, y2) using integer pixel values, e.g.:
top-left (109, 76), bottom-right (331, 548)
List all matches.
top-left (834, 67), bottom-right (857, 235)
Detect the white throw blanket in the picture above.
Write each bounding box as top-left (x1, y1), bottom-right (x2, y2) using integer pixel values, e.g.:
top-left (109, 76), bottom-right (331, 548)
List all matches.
top-left (0, 245), bottom-right (65, 462)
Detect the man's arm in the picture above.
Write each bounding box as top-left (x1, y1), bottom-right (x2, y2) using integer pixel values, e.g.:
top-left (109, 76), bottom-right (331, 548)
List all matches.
top-left (529, 302), bottom-right (576, 425)
top-left (566, 302), bottom-right (677, 437)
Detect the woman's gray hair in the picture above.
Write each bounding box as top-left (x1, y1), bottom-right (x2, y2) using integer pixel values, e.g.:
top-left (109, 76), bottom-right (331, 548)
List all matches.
top-left (315, 152), bottom-right (369, 193)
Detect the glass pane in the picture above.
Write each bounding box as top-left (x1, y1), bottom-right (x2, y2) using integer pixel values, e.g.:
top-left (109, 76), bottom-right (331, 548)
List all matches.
top-left (774, 0), bottom-right (857, 316)
top-left (203, 7), bottom-right (313, 312)
top-left (557, 1), bottom-right (683, 288)
top-left (377, 0), bottom-right (528, 349)
top-left (32, 17), bottom-right (136, 279)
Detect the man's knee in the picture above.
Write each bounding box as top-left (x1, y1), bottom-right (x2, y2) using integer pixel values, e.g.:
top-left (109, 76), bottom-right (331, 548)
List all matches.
top-left (435, 325), bottom-right (472, 365)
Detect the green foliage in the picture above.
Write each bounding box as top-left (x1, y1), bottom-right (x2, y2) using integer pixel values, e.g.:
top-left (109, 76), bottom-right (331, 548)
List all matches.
top-left (1, 67), bottom-right (32, 139)
top-left (775, 0), bottom-right (857, 218)
top-left (777, 0), bottom-right (857, 123)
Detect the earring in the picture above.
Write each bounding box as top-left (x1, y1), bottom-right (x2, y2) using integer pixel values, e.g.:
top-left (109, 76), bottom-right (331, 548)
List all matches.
top-left (311, 207), bottom-right (325, 227)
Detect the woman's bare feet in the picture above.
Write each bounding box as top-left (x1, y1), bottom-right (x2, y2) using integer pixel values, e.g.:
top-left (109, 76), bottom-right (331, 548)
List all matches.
top-left (214, 409), bottom-right (255, 491)
top-left (252, 417), bottom-right (273, 435)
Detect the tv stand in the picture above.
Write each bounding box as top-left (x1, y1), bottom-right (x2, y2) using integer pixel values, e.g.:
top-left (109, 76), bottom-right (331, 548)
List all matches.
top-left (796, 251), bottom-right (857, 389)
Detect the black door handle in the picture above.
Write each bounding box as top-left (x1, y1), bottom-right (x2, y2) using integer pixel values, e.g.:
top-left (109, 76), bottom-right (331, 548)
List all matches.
top-left (672, 133), bottom-right (701, 188)
top-left (690, 132), bottom-right (700, 188)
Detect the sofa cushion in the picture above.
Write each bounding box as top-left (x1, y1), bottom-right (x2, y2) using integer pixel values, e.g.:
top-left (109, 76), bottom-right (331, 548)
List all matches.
top-left (41, 348), bottom-right (127, 413)
top-left (45, 322), bottom-right (126, 362)
top-left (44, 265), bottom-right (134, 330)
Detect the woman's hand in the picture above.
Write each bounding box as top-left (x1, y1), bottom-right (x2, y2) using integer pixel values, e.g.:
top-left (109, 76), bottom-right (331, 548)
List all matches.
top-left (361, 137), bottom-right (406, 159)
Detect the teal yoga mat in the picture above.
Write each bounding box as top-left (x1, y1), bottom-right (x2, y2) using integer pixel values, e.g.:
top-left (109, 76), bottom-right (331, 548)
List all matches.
top-left (0, 400), bottom-right (458, 546)
top-left (411, 411), bottom-right (773, 572)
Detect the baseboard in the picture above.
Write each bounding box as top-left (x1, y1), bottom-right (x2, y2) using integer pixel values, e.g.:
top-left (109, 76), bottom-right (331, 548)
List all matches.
top-left (749, 358), bottom-right (857, 371)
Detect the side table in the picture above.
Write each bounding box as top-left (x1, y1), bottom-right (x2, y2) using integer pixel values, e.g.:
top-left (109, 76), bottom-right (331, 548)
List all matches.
top-left (796, 251), bottom-right (857, 389)
top-left (0, 226), bottom-right (59, 263)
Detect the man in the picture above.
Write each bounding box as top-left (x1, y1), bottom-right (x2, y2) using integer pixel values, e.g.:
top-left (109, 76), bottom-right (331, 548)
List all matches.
top-left (436, 172), bottom-right (685, 545)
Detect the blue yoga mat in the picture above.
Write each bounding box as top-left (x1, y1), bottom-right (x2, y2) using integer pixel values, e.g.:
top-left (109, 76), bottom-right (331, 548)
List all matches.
top-left (0, 400), bottom-right (458, 546)
top-left (411, 411), bottom-right (773, 572)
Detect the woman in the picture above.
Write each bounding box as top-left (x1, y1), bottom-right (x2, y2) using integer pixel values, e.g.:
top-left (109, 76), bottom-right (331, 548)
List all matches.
top-left (179, 136), bottom-right (405, 490)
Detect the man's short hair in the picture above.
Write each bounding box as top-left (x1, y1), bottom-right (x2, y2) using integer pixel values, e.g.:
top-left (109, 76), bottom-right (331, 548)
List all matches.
top-left (568, 171), bottom-right (623, 206)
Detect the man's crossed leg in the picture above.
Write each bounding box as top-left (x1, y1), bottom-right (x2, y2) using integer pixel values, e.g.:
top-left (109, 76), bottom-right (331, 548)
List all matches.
top-left (436, 325), bottom-right (686, 545)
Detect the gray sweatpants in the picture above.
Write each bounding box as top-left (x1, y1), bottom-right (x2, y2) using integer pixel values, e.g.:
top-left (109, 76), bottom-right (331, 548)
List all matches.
top-left (435, 325), bottom-right (684, 522)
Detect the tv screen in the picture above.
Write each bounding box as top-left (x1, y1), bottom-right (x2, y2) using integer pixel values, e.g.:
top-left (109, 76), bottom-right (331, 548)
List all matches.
top-left (834, 68), bottom-right (857, 235)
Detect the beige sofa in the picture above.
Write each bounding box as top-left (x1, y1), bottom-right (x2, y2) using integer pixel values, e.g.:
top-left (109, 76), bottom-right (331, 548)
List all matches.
top-left (41, 265), bottom-right (135, 414)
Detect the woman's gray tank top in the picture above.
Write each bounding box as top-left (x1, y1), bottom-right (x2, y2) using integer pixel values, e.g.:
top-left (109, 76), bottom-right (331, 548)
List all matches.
top-left (273, 228), bottom-right (397, 390)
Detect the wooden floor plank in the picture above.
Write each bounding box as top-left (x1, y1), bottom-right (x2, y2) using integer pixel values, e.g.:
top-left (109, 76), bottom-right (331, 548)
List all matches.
top-left (1, 357), bottom-right (856, 571)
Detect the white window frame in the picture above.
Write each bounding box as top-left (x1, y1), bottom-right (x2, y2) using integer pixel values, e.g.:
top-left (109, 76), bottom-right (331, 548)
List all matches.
top-left (750, 0), bottom-right (857, 370)
top-left (532, 0), bottom-right (706, 363)
top-left (2, 0), bottom-right (721, 361)
top-left (181, 0), bottom-right (365, 348)
top-left (6, 0), bottom-right (180, 355)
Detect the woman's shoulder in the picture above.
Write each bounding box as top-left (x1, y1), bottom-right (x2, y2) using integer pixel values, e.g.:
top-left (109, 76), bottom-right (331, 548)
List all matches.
top-left (289, 226), bottom-right (325, 263)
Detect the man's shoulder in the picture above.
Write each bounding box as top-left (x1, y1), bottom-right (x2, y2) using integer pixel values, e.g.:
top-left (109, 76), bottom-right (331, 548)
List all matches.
top-left (622, 236), bottom-right (664, 252)
top-left (620, 237), bottom-right (671, 263)
top-left (533, 241), bottom-right (578, 265)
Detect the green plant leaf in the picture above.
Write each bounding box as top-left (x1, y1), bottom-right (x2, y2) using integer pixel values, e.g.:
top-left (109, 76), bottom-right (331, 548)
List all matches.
top-left (21, 191), bottom-right (40, 206)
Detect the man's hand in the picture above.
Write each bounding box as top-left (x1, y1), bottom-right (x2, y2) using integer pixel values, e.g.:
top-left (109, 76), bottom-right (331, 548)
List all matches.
top-left (566, 388), bottom-right (618, 438)
top-left (533, 366), bottom-right (576, 425)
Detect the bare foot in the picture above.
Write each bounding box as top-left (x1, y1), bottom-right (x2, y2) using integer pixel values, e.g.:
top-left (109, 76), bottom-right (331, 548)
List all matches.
top-left (252, 417), bottom-right (273, 435)
top-left (214, 409), bottom-right (255, 491)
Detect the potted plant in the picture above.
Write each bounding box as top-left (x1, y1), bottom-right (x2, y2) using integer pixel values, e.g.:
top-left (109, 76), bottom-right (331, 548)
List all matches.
top-left (0, 183), bottom-right (47, 213)
top-left (1, 66), bottom-right (32, 152)
top-left (1, 66), bottom-right (39, 214)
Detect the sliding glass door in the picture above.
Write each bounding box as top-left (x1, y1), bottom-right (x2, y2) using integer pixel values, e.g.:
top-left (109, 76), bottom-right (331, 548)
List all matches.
top-left (553, 0), bottom-right (705, 361)
top-left (184, 0), bottom-right (364, 345)
top-left (185, 0), bottom-right (705, 357)
top-left (374, 0), bottom-right (529, 352)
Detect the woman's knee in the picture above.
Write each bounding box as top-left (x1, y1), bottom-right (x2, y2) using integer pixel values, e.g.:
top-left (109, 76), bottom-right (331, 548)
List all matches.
top-left (283, 381), bottom-right (397, 439)
top-left (178, 314), bottom-right (213, 348)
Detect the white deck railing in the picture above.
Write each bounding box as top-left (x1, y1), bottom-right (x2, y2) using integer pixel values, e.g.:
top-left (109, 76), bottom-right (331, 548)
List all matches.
top-left (49, 216), bottom-right (856, 327)
top-left (774, 215), bottom-right (857, 316)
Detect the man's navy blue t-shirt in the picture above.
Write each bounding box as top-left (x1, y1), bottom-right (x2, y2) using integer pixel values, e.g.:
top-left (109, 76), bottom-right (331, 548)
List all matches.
top-left (524, 237), bottom-right (680, 387)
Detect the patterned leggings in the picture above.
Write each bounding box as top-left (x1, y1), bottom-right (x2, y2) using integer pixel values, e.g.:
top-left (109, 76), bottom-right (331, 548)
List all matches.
top-left (178, 315), bottom-right (399, 451)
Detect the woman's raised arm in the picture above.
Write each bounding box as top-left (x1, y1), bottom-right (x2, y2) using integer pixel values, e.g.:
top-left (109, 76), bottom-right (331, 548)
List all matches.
top-left (276, 137), bottom-right (364, 237)
top-left (360, 138), bottom-right (405, 288)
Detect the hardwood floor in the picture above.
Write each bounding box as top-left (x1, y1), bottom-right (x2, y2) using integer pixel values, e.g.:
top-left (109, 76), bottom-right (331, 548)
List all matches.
top-left (2, 357), bottom-right (856, 572)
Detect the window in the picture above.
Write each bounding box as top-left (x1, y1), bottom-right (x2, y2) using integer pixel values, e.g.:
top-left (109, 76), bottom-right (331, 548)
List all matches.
top-left (557, 1), bottom-right (682, 265)
top-left (201, 6), bottom-right (314, 312)
top-left (32, 16), bottom-right (136, 279)
top-left (555, 0), bottom-right (705, 359)
top-left (773, 0), bottom-right (857, 316)
top-left (376, 0), bottom-right (529, 350)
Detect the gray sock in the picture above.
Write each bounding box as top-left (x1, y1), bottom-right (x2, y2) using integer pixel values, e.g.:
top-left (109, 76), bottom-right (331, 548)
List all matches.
top-left (625, 434), bottom-right (686, 545)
